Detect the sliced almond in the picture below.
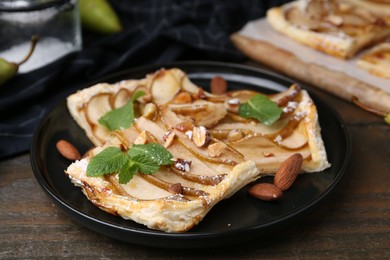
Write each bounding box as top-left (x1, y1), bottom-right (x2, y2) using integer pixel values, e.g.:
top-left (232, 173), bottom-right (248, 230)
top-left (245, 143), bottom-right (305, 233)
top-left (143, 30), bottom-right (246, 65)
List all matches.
top-left (226, 129), bottom-right (244, 142)
top-left (207, 143), bottom-right (227, 157)
top-left (163, 129), bottom-right (176, 148)
top-left (226, 98), bottom-right (240, 113)
top-left (173, 158), bottom-right (192, 172)
top-left (192, 126), bottom-right (211, 147)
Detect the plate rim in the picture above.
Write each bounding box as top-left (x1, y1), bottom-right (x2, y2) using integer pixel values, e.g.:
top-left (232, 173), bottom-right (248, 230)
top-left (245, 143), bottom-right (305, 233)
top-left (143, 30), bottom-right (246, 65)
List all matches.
top-left (30, 61), bottom-right (351, 248)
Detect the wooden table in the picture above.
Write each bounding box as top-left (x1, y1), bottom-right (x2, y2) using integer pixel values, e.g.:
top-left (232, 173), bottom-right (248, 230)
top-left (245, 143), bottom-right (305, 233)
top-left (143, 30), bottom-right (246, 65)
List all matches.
top-left (1, 62), bottom-right (389, 259)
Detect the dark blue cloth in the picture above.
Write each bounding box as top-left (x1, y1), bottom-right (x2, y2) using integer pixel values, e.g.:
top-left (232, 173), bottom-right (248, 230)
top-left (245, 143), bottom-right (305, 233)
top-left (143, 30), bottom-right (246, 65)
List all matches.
top-left (0, 0), bottom-right (289, 159)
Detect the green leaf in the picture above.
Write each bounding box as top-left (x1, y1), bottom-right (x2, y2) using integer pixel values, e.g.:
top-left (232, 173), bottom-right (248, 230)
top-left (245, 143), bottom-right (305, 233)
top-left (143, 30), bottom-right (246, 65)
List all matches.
top-left (131, 90), bottom-right (145, 102)
top-left (128, 143), bottom-right (173, 166)
top-left (98, 91), bottom-right (145, 131)
top-left (86, 142), bottom-right (173, 184)
top-left (238, 94), bottom-right (282, 125)
top-left (86, 147), bottom-right (127, 177)
top-left (130, 154), bottom-right (160, 174)
top-left (118, 160), bottom-right (138, 184)
top-left (98, 100), bottom-right (134, 131)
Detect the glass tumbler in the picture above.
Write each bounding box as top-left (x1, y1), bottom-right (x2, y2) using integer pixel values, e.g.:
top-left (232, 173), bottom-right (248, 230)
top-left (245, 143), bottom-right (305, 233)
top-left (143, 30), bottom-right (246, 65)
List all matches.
top-left (0, 0), bottom-right (82, 73)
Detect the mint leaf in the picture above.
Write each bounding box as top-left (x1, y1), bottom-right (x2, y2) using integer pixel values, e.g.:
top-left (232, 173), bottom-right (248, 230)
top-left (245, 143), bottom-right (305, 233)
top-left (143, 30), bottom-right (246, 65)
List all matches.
top-left (86, 147), bottom-right (127, 177)
top-left (98, 90), bottom-right (146, 131)
top-left (131, 90), bottom-right (145, 102)
top-left (98, 100), bottom-right (134, 131)
top-left (118, 160), bottom-right (138, 184)
top-left (130, 154), bottom-right (160, 174)
top-left (238, 94), bottom-right (282, 125)
top-left (86, 142), bottom-right (173, 184)
top-left (128, 143), bottom-right (173, 166)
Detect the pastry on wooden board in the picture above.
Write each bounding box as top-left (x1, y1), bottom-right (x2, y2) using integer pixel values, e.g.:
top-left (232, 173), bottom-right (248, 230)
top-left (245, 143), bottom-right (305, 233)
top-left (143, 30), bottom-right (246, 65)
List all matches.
top-left (357, 41), bottom-right (390, 78)
top-left (266, 0), bottom-right (390, 59)
top-left (345, 0), bottom-right (390, 23)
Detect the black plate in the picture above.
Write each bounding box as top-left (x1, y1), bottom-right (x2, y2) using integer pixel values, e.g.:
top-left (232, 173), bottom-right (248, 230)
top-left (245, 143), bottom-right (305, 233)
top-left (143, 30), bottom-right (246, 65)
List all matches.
top-left (31, 61), bottom-right (350, 249)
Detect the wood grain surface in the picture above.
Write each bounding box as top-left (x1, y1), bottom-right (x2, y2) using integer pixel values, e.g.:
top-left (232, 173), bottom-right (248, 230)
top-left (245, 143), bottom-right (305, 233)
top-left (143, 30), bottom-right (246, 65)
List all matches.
top-left (231, 34), bottom-right (390, 114)
top-left (1, 63), bottom-right (389, 259)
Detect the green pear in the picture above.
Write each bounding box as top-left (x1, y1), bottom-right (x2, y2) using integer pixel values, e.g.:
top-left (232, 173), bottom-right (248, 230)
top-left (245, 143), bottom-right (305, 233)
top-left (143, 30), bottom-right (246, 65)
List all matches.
top-left (0, 58), bottom-right (18, 85)
top-left (385, 114), bottom-right (390, 125)
top-left (0, 34), bottom-right (39, 86)
top-left (79, 0), bottom-right (122, 34)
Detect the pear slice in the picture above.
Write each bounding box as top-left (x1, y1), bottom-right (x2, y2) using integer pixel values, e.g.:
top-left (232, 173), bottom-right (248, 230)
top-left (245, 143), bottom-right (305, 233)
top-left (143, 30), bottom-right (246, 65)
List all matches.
top-left (181, 73), bottom-right (202, 94)
top-left (85, 93), bottom-right (113, 125)
top-left (168, 100), bottom-right (227, 128)
top-left (150, 69), bottom-right (181, 104)
top-left (112, 88), bottom-right (132, 109)
top-left (278, 119), bottom-right (308, 149)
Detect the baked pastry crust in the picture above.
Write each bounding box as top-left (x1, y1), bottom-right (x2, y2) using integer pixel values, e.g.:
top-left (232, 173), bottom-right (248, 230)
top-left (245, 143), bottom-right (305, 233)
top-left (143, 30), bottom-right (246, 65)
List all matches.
top-left (65, 68), bottom-right (330, 232)
top-left (66, 138), bottom-right (259, 232)
top-left (266, 0), bottom-right (390, 59)
top-left (357, 42), bottom-right (390, 78)
top-left (345, 0), bottom-right (390, 23)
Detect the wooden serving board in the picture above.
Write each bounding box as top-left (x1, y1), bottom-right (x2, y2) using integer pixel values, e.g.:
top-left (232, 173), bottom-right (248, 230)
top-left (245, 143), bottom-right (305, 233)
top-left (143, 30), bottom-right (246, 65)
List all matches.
top-left (231, 18), bottom-right (390, 113)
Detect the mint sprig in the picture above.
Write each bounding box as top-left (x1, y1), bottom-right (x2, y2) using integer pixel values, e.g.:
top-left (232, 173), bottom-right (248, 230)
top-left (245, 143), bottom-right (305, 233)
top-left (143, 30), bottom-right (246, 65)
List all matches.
top-left (86, 143), bottom-right (173, 184)
top-left (98, 90), bottom-right (145, 131)
top-left (238, 94), bottom-right (282, 125)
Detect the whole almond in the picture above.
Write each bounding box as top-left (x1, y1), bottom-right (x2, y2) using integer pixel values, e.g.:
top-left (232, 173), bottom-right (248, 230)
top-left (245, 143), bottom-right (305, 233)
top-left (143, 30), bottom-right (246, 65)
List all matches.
top-left (274, 153), bottom-right (303, 191)
top-left (56, 139), bottom-right (81, 161)
top-left (248, 183), bottom-right (283, 201)
top-left (210, 76), bottom-right (227, 95)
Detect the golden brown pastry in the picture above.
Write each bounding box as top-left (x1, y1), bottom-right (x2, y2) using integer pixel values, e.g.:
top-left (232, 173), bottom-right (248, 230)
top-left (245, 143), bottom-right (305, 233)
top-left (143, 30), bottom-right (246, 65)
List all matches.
top-left (357, 41), bottom-right (390, 78)
top-left (345, 0), bottom-right (390, 23)
top-left (65, 68), bottom-right (330, 232)
top-left (266, 0), bottom-right (390, 59)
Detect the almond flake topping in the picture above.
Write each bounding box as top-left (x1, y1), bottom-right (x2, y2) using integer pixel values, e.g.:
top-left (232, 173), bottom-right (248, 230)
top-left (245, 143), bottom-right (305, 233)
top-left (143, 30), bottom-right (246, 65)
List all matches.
top-left (163, 129), bottom-right (176, 148)
top-left (174, 158), bottom-right (192, 172)
top-left (192, 126), bottom-right (211, 147)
